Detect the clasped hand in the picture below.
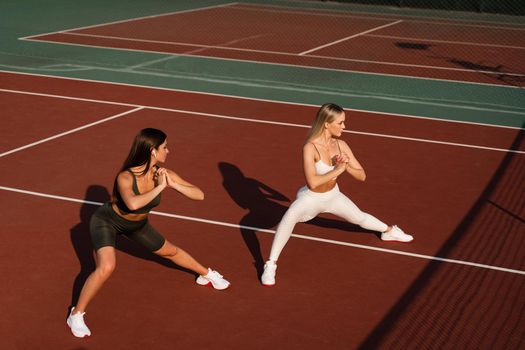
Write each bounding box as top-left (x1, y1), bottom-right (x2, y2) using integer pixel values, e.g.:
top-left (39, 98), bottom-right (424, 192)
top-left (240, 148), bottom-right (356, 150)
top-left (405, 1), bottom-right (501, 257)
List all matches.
top-left (154, 167), bottom-right (174, 189)
top-left (332, 153), bottom-right (349, 165)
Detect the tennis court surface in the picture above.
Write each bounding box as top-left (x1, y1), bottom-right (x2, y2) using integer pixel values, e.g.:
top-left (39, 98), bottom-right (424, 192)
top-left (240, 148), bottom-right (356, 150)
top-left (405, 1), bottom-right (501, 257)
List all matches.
top-left (1, 1), bottom-right (524, 349)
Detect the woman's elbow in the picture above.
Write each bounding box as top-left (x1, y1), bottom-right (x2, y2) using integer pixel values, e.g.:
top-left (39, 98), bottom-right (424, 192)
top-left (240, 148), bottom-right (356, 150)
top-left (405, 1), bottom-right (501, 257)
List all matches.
top-left (125, 201), bottom-right (140, 210)
top-left (305, 179), bottom-right (317, 189)
top-left (352, 170), bottom-right (366, 182)
top-left (193, 189), bottom-right (205, 200)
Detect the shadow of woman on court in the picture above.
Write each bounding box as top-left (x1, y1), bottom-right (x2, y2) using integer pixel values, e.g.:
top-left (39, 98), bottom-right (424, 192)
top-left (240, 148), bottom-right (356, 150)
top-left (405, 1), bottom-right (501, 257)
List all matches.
top-left (218, 162), bottom-right (376, 278)
top-left (69, 185), bottom-right (194, 311)
top-left (218, 162), bottom-right (290, 277)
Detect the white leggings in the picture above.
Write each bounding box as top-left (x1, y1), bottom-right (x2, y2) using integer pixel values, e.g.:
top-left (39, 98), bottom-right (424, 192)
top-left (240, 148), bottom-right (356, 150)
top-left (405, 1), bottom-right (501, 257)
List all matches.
top-left (269, 184), bottom-right (388, 261)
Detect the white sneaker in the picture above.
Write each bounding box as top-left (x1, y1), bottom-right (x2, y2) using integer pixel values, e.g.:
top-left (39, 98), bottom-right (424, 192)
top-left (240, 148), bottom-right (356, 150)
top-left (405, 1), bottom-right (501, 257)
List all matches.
top-left (67, 307), bottom-right (91, 338)
top-left (261, 260), bottom-right (277, 286)
top-left (381, 225), bottom-right (414, 242)
top-left (196, 268), bottom-right (230, 290)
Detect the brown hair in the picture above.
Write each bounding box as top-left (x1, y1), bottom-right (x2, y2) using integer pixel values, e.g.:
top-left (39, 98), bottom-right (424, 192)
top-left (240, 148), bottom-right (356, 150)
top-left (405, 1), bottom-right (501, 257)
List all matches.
top-left (112, 128), bottom-right (167, 198)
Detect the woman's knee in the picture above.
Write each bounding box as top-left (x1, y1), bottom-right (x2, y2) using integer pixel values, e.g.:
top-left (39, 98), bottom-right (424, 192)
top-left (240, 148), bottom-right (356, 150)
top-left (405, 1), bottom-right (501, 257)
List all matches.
top-left (95, 247), bottom-right (116, 279)
top-left (353, 211), bottom-right (368, 226)
top-left (96, 260), bottom-right (116, 279)
top-left (154, 241), bottom-right (178, 258)
top-left (286, 201), bottom-right (319, 223)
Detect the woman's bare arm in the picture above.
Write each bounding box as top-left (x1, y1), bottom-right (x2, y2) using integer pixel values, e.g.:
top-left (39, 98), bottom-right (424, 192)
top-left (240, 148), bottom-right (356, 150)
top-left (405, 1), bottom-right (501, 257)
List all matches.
top-left (338, 140), bottom-right (366, 181)
top-left (165, 169), bottom-right (204, 200)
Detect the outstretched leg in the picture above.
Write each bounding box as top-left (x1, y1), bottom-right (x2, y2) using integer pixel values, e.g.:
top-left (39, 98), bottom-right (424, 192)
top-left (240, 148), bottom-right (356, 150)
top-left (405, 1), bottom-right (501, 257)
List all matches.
top-left (328, 191), bottom-right (413, 242)
top-left (154, 240), bottom-right (208, 275)
top-left (327, 192), bottom-right (388, 232)
top-left (154, 239), bottom-right (231, 290)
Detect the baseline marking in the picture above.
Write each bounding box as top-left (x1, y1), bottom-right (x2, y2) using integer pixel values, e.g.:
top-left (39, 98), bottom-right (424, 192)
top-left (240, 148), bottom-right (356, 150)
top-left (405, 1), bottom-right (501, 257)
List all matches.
top-left (5, 81), bottom-right (523, 127)
top-left (27, 31), bottom-right (525, 78)
top-left (17, 37), bottom-right (524, 89)
top-left (1, 184), bottom-right (523, 276)
top-left (0, 88), bottom-right (523, 154)
top-left (299, 20), bottom-right (403, 55)
top-left (4, 71), bottom-right (524, 119)
top-left (0, 107), bottom-right (143, 158)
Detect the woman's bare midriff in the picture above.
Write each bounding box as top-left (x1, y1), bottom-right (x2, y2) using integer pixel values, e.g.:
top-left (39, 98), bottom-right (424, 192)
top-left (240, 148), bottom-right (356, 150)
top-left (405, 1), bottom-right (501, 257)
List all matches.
top-left (310, 180), bottom-right (337, 193)
top-left (111, 203), bottom-right (148, 221)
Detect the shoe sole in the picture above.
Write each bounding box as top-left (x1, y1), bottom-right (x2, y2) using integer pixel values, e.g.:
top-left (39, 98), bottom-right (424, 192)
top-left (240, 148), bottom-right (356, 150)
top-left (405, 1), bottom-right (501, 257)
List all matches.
top-left (381, 237), bottom-right (414, 243)
top-left (70, 331), bottom-right (90, 338)
top-left (262, 283), bottom-right (275, 287)
top-left (197, 281), bottom-right (230, 290)
top-left (382, 239), bottom-right (414, 243)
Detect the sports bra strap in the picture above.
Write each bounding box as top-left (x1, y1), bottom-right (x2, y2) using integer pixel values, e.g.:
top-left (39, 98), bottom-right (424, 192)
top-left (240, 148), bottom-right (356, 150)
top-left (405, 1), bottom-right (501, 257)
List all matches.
top-left (311, 142), bottom-right (321, 159)
top-left (311, 141), bottom-right (341, 161)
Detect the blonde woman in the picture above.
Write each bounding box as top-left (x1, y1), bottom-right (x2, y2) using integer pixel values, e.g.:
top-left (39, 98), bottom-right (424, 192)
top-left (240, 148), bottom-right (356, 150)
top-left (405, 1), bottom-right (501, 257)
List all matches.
top-left (261, 103), bottom-right (413, 286)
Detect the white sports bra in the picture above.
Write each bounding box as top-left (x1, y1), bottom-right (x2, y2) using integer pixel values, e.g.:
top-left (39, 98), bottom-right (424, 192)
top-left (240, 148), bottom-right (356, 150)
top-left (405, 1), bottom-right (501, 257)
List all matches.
top-left (311, 141), bottom-right (341, 175)
top-left (314, 160), bottom-right (334, 175)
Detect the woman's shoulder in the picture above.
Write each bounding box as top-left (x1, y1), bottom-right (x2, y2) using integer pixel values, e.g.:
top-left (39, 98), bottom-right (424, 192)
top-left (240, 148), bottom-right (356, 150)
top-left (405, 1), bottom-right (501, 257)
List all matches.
top-left (164, 167), bottom-right (176, 175)
top-left (336, 138), bottom-right (351, 150)
top-left (117, 169), bottom-right (134, 181)
top-left (303, 141), bottom-right (317, 154)
top-left (304, 138), bottom-right (321, 149)
top-left (335, 137), bottom-right (348, 145)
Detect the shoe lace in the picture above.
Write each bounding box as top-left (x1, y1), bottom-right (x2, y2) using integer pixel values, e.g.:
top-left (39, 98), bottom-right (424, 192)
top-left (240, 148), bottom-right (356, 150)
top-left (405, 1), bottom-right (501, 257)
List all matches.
top-left (265, 263), bottom-right (276, 271)
top-left (73, 311), bottom-right (86, 319)
top-left (393, 225), bottom-right (407, 236)
top-left (209, 270), bottom-right (223, 280)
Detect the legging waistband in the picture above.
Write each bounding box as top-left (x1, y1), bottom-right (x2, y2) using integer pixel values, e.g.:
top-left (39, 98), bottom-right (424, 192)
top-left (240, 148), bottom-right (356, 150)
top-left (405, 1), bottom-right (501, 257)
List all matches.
top-left (97, 202), bottom-right (148, 229)
top-left (298, 183), bottom-right (339, 201)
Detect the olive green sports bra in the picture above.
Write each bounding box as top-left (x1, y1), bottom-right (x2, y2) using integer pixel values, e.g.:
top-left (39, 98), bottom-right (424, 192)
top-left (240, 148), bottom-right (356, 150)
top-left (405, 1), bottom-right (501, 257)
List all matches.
top-left (114, 169), bottom-right (161, 214)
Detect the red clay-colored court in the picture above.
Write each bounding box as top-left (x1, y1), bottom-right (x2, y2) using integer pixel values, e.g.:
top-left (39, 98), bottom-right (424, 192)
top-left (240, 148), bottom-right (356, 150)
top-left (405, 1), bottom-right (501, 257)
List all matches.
top-left (1, 71), bottom-right (524, 349)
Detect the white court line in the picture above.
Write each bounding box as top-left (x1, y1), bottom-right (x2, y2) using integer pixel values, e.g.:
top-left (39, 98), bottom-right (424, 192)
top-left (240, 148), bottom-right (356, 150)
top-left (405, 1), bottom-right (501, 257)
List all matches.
top-left (303, 52), bottom-right (525, 77)
top-left (51, 64), bottom-right (525, 116)
top-left (299, 20), bottom-right (403, 55)
top-left (128, 33), bottom-right (266, 69)
top-left (0, 184), bottom-right (523, 276)
top-left (0, 107), bottom-right (143, 158)
top-left (1, 87), bottom-right (523, 154)
top-left (365, 34), bottom-right (525, 50)
top-left (18, 37), bottom-right (525, 90)
top-left (20, 2), bottom-right (239, 40)
top-left (53, 31), bottom-right (302, 55)
top-left (2, 74), bottom-right (523, 129)
top-left (31, 31), bottom-right (525, 78)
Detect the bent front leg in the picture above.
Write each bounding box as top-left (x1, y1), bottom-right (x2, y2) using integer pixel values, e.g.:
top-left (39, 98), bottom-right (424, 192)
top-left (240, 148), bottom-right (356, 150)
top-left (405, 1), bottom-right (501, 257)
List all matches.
top-left (268, 192), bottom-right (321, 262)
